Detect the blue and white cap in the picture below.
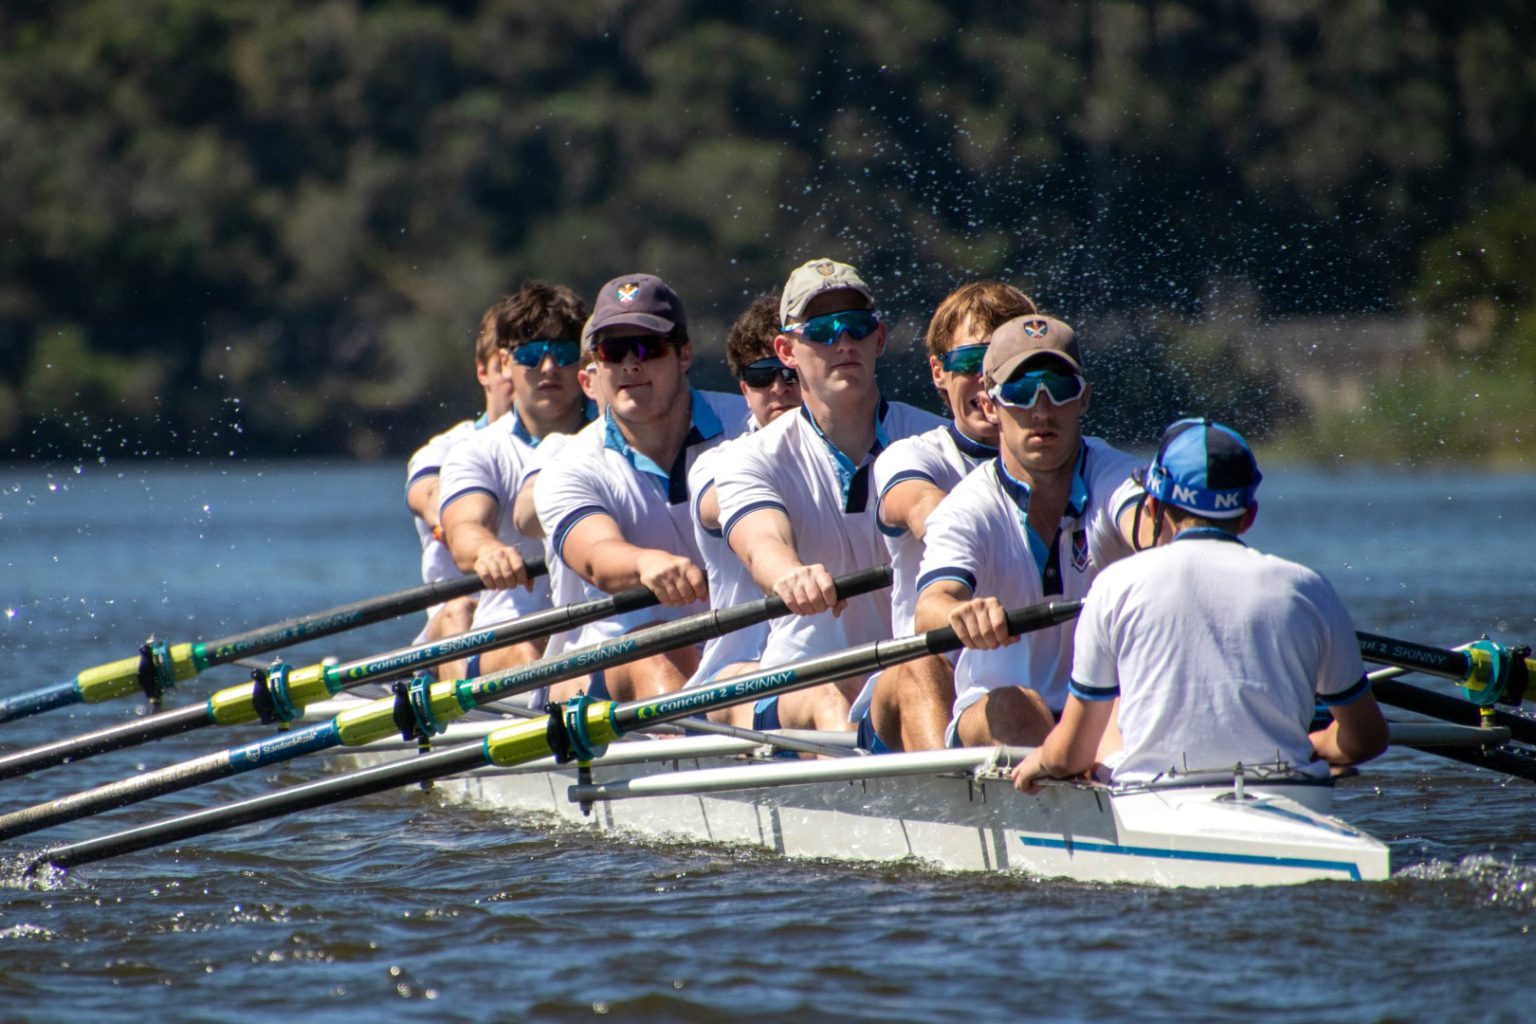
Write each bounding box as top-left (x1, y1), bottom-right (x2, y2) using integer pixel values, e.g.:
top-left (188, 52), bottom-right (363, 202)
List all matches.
top-left (1139, 418), bottom-right (1261, 519)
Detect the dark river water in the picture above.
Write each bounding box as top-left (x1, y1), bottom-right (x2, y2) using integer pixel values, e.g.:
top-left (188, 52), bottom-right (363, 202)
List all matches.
top-left (1, 459), bottom-right (1533, 1023)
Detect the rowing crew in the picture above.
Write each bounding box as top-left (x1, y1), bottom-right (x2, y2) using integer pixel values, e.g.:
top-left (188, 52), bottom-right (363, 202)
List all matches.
top-left (403, 258), bottom-right (1388, 791)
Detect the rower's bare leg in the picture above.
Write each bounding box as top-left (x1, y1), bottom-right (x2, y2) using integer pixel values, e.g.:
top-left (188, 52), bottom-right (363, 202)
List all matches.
top-left (870, 655), bottom-right (955, 752)
top-left (955, 686), bottom-right (1054, 747)
top-left (551, 646), bottom-right (701, 704)
top-left (425, 596), bottom-right (478, 679)
top-left (446, 638), bottom-right (546, 683)
top-left (774, 681), bottom-right (856, 733)
top-left (705, 661), bottom-right (762, 729)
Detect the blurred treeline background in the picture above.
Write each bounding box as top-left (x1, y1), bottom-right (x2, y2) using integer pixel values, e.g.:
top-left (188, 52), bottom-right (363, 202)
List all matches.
top-left (1, 0), bottom-right (1532, 464)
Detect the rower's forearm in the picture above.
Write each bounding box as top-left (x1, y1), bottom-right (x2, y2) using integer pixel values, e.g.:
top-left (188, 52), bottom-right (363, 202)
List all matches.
top-left (448, 524), bottom-right (501, 573)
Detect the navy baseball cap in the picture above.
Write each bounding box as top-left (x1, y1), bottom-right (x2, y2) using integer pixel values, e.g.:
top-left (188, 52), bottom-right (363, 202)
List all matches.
top-left (1138, 418), bottom-right (1262, 518)
top-left (583, 274), bottom-right (687, 345)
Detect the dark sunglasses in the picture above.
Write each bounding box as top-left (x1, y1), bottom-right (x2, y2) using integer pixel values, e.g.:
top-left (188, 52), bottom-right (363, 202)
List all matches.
top-left (939, 344), bottom-right (987, 375)
top-left (591, 335), bottom-right (673, 365)
top-left (785, 309), bottom-right (881, 345)
top-left (509, 339), bottom-right (581, 368)
top-left (739, 358), bottom-right (799, 390)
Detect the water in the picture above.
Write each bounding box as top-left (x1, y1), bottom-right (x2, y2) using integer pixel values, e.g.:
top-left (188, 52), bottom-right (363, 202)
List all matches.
top-left (1, 460), bottom-right (1534, 1023)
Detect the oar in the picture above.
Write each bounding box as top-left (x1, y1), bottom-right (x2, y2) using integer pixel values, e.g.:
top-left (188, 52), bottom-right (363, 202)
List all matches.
top-left (0, 567), bottom-right (891, 842)
top-left (1358, 631), bottom-right (1533, 708)
top-left (0, 569), bottom-right (646, 783)
top-left (27, 596), bottom-right (1078, 871)
top-left (0, 570), bottom-right (505, 725)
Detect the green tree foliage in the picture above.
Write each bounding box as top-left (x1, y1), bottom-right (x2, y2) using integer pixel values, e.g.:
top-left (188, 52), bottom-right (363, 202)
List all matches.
top-left (0, 0), bottom-right (1532, 459)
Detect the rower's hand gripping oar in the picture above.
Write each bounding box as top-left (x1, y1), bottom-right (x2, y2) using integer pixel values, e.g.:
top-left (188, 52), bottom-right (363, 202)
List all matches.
top-left (27, 594), bottom-right (1076, 873)
top-left (0, 569), bottom-right (504, 725)
top-left (0, 566), bottom-right (891, 844)
top-left (0, 561), bottom-right (661, 783)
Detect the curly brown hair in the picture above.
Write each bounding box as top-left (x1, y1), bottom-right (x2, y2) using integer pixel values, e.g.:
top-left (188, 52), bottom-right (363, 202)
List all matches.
top-left (724, 294), bottom-right (782, 378)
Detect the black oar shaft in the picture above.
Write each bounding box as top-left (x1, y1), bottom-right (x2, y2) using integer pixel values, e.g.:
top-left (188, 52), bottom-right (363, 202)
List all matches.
top-left (41, 743), bottom-right (488, 869)
top-left (0, 705), bottom-right (209, 782)
top-left (1372, 678), bottom-right (1536, 746)
top-left (201, 572), bottom-right (490, 667)
top-left (1357, 632), bottom-right (1472, 681)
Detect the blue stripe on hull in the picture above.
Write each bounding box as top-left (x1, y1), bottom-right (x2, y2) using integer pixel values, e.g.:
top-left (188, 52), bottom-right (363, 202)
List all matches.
top-left (1015, 834), bottom-right (1364, 881)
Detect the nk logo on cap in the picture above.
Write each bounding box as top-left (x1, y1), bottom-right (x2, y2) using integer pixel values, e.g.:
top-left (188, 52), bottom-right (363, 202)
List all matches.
top-left (617, 283), bottom-right (640, 304)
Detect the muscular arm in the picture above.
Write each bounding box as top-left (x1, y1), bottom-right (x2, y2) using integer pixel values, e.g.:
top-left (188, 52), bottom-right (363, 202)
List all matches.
top-left (512, 474), bottom-right (543, 539)
top-left (696, 483), bottom-right (721, 534)
top-left (440, 492), bottom-right (529, 590)
top-left (725, 507), bottom-right (840, 615)
top-left (878, 478), bottom-right (947, 543)
top-left (1310, 692), bottom-right (1390, 766)
top-left (407, 476), bottom-right (442, 532)
top-left (915, 578), bottom-right (1013, 649)
top-left (560, 513), bottom-right (707, 606)
top-left (1013, 696), bottom-right (1115, 792)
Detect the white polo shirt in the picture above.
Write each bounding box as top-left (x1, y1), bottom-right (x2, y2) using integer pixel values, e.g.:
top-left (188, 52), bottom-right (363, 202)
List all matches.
top-left (1069, 530), bottom-right (1370, 783)
top-left (916, 437), bottom-right (1140, 724)
top-left (518, 433), bottom-right (581, 667)
top-left (535, 389), bottom-right (748, 647)
top-left (716, 399), bottom-right (945, 671)
top-left (686, 439), bottom-right (768, 688)
top-left (873, 423), bottom-right (998, 636)
top-left (406, 416), bottom-right (486, 586)
top-left (440, 405), bottom-right (594, 630)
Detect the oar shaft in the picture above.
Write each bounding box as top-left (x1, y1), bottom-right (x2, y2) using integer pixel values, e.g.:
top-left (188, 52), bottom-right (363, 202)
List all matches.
top-left (42, 741), bottom-right (488, 869)
top-left (0, 704), bottom-right (209, 782)
top-left (1357, 632), bottom-right (1472, 681)
top-left (1372, 678), bottom-right (1536, 746)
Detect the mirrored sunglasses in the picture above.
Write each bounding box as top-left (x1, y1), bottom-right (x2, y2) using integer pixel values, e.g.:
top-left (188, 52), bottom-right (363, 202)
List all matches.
top-left (939, 344), bottom-right (987, 375)
top-left (739, 358), bottom-right (799, 390)
top-left (785, 309), bottom-right (881, 345)
top-left (989, 368), bottom-right (1085, 409)
top-left (510, 339), bottom-right (581, 368)
top-left (592, 335), bottom-right (672, 365)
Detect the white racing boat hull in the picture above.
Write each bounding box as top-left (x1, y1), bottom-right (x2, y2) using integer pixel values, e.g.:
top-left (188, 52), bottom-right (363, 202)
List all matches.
top-left (335, 725), bottom-right (1391, 887)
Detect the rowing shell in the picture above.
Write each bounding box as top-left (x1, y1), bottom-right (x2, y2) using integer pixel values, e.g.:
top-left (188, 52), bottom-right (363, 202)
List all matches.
top-left (328, 714), bottom-right (1390, 887)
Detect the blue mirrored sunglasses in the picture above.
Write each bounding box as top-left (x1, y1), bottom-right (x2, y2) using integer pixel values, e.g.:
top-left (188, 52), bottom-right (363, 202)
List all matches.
top-left (785, 309), bottom-right (881, 345)
top-left (510, 339), bottom-right (581, 368)
top-left (989, 368), bottom-right (1085, 409)
top-left (739, 358), bottom-right (798, 389)
top-left (939, 344), bottom-right (988, 375)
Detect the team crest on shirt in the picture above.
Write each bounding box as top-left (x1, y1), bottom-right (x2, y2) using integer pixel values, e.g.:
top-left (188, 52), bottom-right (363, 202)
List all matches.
top-left (1071, 529), bottom-right (1089, 572)
top-left (1024, 319), bottom-right (1049, 338)
top-left (814, 261), bottom-right (836, 277)
top-left (617, 282), bottom-right (640, 304)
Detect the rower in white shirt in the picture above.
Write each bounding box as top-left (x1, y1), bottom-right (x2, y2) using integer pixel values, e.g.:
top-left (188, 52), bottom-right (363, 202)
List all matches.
top-left (858, 281), bottom-right (1037, 751)
top-left (403, 295), bottom-right (519, 644)
top-left (915, 314), bottom-right (1142, 747)
top-left (687, 294), bottom-right (803, 693)
top-left (715, 258), bottom-right (944, 733)
top-left (1012, 418), bottom-right (1389, 791)
top-left (534, 273), bottom-right (747, 703)
top-left (434, 281), bottom-right (596, 682)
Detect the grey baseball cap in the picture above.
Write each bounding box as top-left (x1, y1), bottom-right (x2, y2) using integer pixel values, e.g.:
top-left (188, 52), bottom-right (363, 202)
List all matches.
top-left (982, 315), bottom-right (1084, 383)
top-left (779, 258), bottom-right (875, 326)
top-left (583, 274), bottom-right (687, 345)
